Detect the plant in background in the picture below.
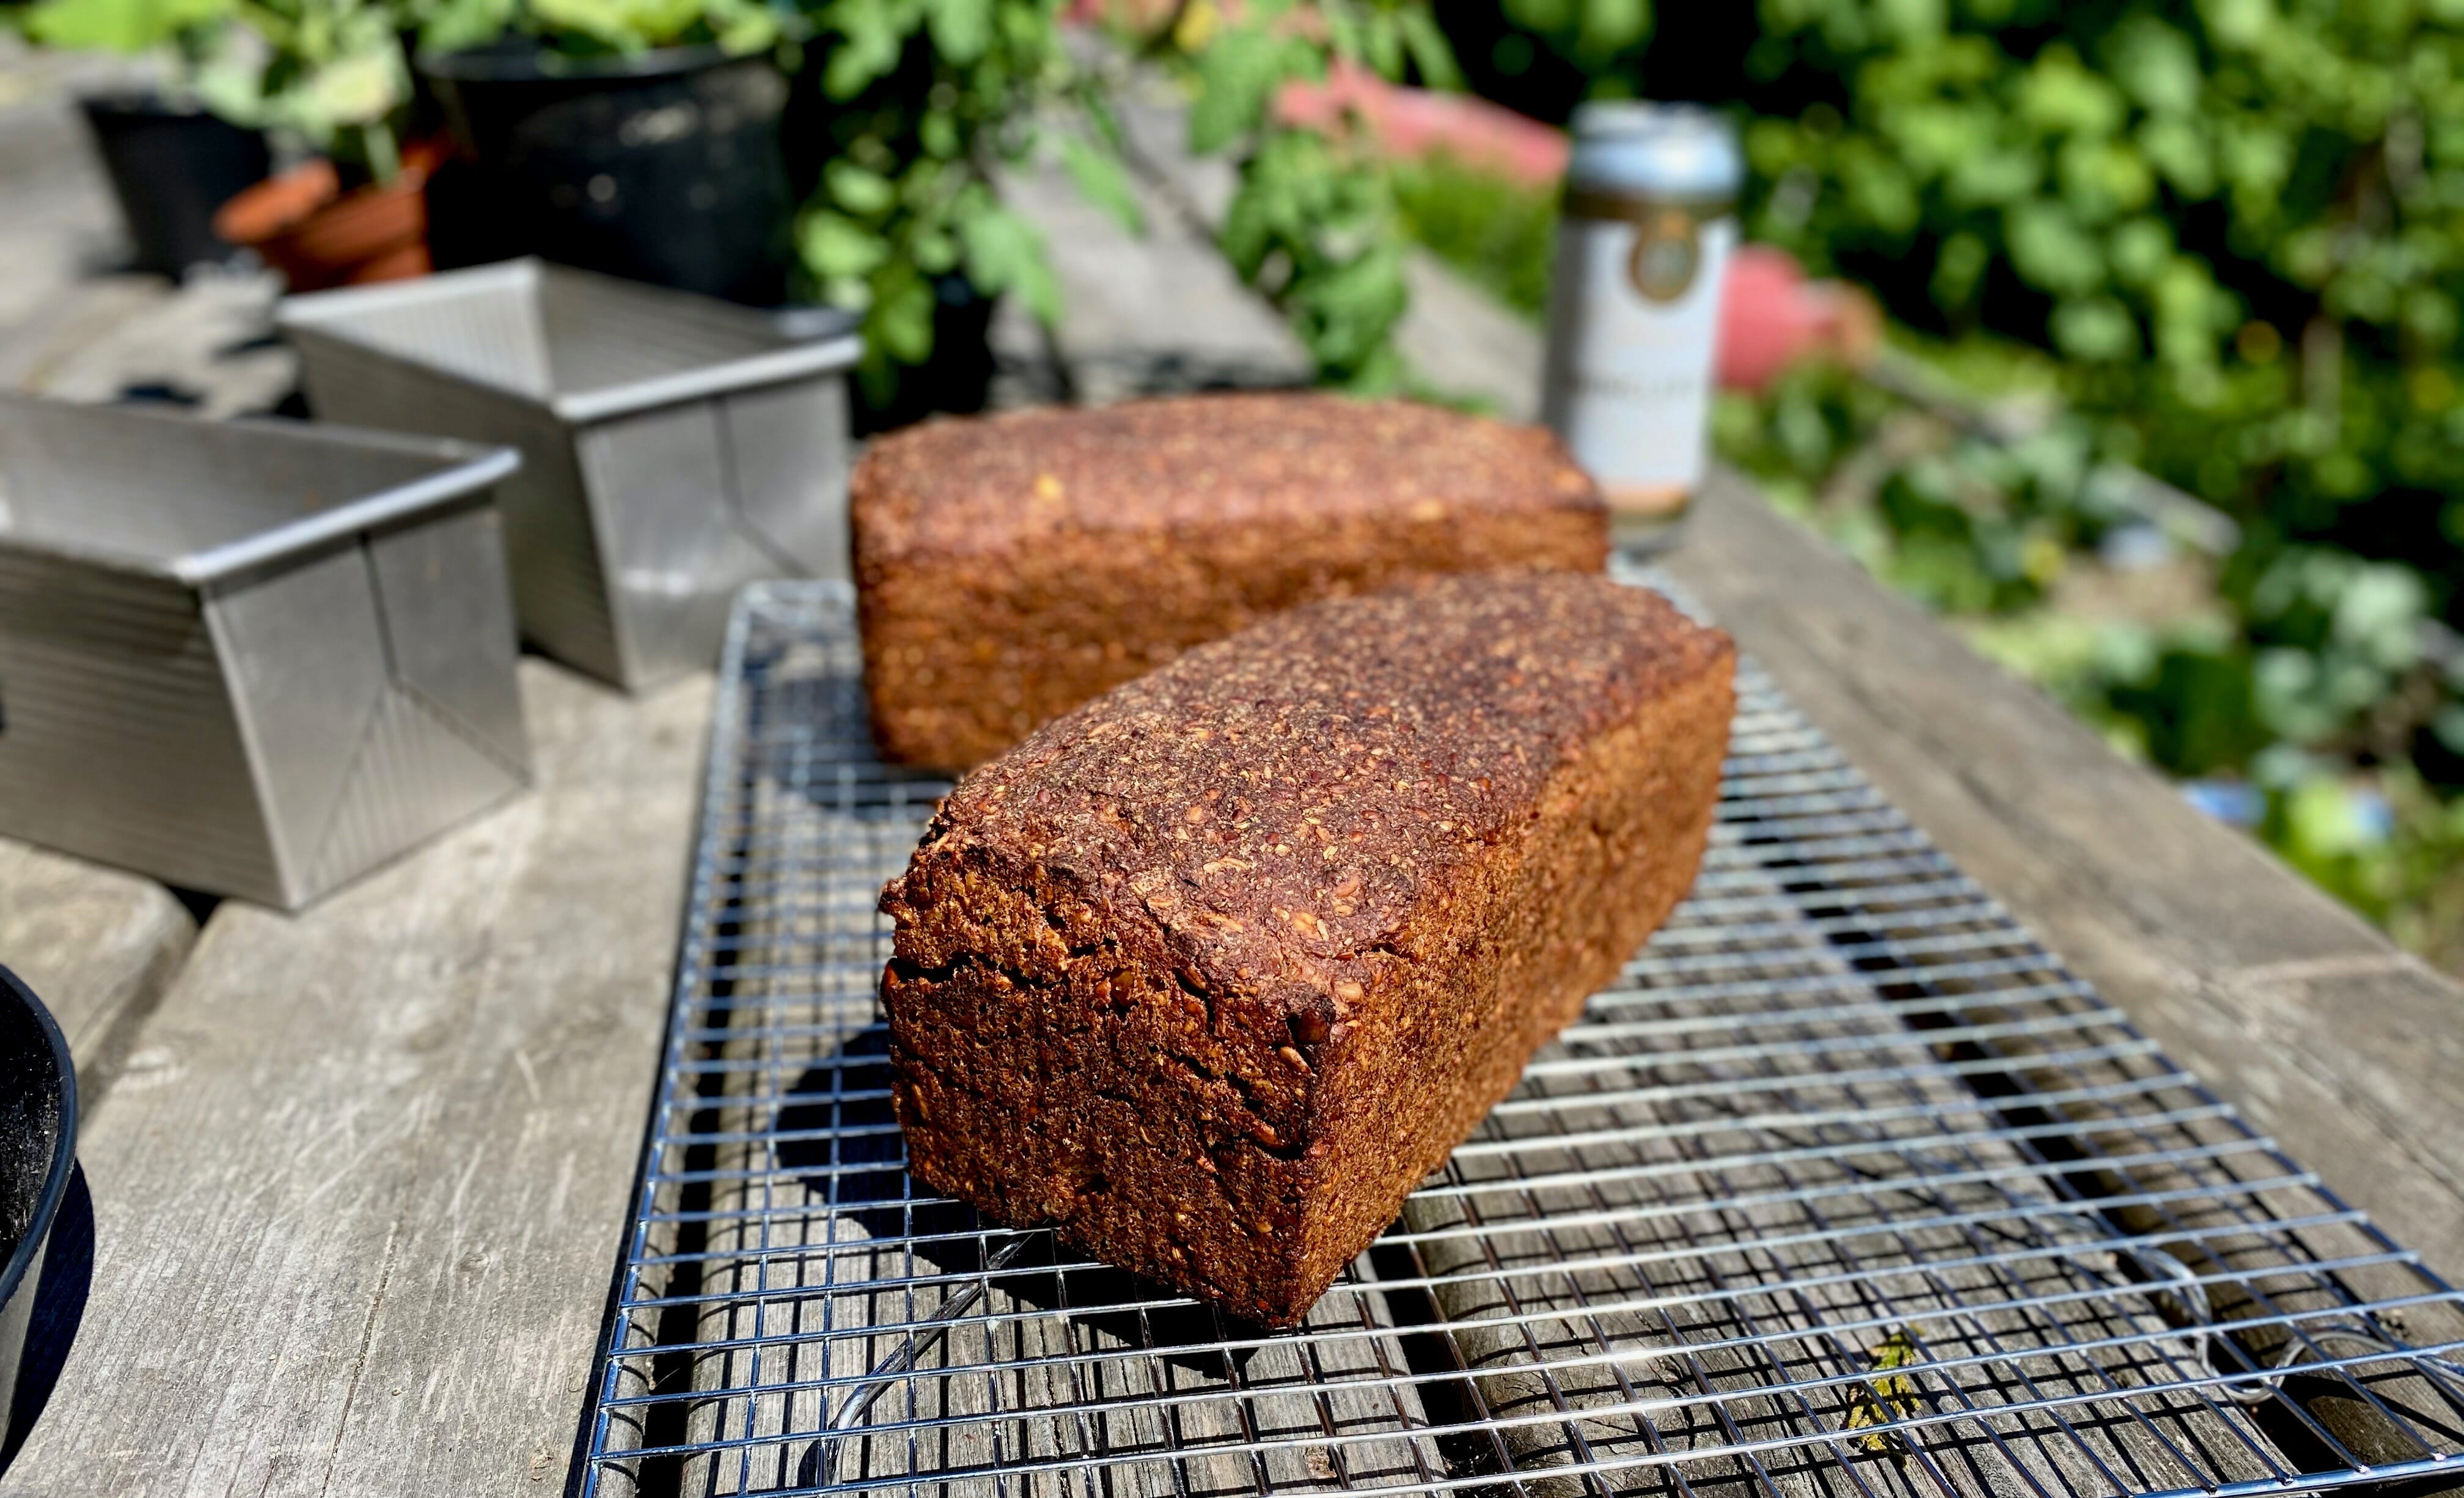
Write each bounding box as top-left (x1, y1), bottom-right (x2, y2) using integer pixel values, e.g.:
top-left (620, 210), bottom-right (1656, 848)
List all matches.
top-left (1168, 0), bottom-right (1458, 387)
top-left (1388, 147), bottom-right (1551, 316)
top-left (11, 0), bottom-right (415, 173)
top-left (1726, 1), bottom-right (2464, 771)
top-left (413, 0), bottom-right (782, 54)
top-left (785, 0), bottom-right (1139, 404)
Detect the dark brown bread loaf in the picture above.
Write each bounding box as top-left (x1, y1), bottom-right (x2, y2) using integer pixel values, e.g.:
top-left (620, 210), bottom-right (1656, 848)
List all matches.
top-left (879, 572), bottom-right (1735, 1326)
top-left (851, 392), bottom-right (1608, 770)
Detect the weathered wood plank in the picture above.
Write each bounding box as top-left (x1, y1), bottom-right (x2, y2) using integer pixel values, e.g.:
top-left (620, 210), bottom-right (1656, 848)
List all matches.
top-left (1664, 476), bottom-right (2464, 1281)
top-left (4, 660), bottom-right (710, 1494)
top-left (0, 839), bottom-right (196, 1101)
top-left (24, 268), bottom-right (296, 417)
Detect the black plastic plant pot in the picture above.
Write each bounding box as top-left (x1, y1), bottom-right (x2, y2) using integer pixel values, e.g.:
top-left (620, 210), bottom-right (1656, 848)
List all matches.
top-left (419, 42), bottom-right (794, 306)
top-left (0, 966), bottom-right (75, 1428)
top-left (77, 92), bottom-right (271, 277)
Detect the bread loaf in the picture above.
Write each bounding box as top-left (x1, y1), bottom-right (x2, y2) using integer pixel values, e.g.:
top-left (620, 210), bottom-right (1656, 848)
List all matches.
top-left (851, 392), bottom-right (1608, 770)
top-left (879, 572), bottom-right (1735, 1325)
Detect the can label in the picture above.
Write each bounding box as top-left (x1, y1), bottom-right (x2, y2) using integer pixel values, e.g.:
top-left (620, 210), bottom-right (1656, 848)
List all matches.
top-left (1541, 204), bottom-right (1736, 509)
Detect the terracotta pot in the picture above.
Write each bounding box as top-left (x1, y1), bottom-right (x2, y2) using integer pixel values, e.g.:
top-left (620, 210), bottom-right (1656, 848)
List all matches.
top-left (215, 144), bottom-right (438, 291)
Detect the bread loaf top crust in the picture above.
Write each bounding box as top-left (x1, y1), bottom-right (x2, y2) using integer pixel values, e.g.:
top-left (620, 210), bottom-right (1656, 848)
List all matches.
top-left (851, 392), bottom-right (1602, 564)
top-left (890, 573), bottom-right (1733, 999)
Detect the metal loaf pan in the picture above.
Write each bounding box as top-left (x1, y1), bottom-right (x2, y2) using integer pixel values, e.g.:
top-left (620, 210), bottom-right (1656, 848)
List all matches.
top-left (0, 394), bottom-right (531, 909)
top-left (276, 259), bottom-right (864, 691)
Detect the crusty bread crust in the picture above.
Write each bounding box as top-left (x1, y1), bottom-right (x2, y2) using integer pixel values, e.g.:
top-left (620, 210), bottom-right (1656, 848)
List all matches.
top-left (879, 573), bottom-right (1736, 1326)
top-left (851, 392), bottom-right (1609, 771)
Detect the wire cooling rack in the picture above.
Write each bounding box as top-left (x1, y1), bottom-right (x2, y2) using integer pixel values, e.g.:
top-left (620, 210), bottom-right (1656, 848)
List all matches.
top-left (576, 571), bottom-right (2464, 1498)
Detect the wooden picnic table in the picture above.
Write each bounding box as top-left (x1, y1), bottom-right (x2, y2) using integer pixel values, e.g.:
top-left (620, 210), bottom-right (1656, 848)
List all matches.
top-left (0, 46), bottom-right (2456, 1495)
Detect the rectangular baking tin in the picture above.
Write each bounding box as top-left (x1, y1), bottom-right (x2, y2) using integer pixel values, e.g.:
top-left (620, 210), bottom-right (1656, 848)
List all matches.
top-left (0, 393), bottom-right (530, 908)
top-left (277, 259), bottom-right (864, 690)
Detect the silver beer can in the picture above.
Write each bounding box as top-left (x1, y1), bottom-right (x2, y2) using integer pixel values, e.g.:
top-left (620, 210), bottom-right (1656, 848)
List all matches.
top-left (1541, 102), bottom-right (1742, 550)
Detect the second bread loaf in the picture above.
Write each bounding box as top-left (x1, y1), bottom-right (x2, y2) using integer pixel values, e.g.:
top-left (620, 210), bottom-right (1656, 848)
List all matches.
top-left (851, 392), bottom-right (1607, 769)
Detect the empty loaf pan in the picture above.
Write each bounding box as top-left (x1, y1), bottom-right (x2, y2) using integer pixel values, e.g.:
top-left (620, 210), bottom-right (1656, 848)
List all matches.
top-left (276, 259), bottom-right (864, 689)
top-left (0, 394), bottom-right (530, 909)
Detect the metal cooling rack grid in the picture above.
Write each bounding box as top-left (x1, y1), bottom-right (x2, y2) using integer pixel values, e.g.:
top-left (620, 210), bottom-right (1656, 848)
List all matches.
top-left (577, 575), bottom-right (2464, 1498)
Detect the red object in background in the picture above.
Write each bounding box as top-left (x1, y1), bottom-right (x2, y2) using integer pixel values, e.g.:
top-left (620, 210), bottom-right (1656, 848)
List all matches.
top-left (214, 139), bottom-right (442, 290)
top-left (1717, 244), bottom-right (1881, 392)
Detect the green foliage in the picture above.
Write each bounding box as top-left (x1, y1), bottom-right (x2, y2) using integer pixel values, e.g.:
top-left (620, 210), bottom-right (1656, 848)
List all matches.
top-left (7, 0), bottom-right (417, 164)
top-left (1174, 0), bottom-right (1457, 386)
top-left (1712, 353), bottom-right (2464, 964)
top-left (1388, 149), bottom-right (1553, 317)
top-left (1218, 125), bottom-right (1409, 386)
top-left (6, 0), bottom-right (772, 167)
top-left (15, 0), bottom-right (1120, 395)
top-left (1729, 4), bottom-right (2464, 784)
top-left (785, 0), bottom-right (1118, 403)
top-left (516, 0), bottom-right (779, 51)
top-left (18, 0), bottom-right (222, 51)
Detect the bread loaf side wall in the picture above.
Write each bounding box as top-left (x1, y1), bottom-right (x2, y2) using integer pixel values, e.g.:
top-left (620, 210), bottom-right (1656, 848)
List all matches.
top-left (1293, 656), bottom-right (1734, 1302)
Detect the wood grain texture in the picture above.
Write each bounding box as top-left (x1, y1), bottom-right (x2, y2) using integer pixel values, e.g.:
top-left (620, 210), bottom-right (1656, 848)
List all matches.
top-left (0, 839), bottom-right (195, 1102)
top-left (3, 661), bottom-right (710, 1496)
top-left (1664, 477), bottom-right (2464, 1280)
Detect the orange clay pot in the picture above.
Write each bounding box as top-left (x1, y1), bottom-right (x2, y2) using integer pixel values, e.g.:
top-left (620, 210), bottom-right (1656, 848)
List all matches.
top-left (214, 142), bottom-right (440, 290)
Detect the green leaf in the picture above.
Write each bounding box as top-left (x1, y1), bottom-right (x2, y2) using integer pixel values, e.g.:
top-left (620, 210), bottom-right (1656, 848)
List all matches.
top-left (711, 0), bottom-right (778, 52)
top-left (2108, 218), bottom-right (2171, 288)
top-left (925, 0), bottom-right (991, 65)
top-left (870, 268), bottom-right (937, 364)
top-left (527, 0), bottom-right (705, 47)
top-left (2108, 17), bottom-right (2199, 115)
top-left (1187, 26), bottom-right (1288, 156)
top-left (2017, 48), bottom-right (2125, 138)
top-left (960, 203), bottom-right (1062, 323)
top-left (2004, 201), bottom-right (2103, 296)
top-left (827, 160), bottom-right (897, 216)
top-left (1324, 7), bottom-right (1364, 65)
top-left (1058, 134), bottom-right (1145, 235)
top-left (1396, 6), bottom-right (1462, 89)
top-left (798, 211), bottom-right (889, 278)
top-left (418, 0), bottom-right (520, 54)
top-left (2051, 297), bottom-right (2138, 361)
top-left (1360, 12), bottom-right (1403, 79)
top-left (912, 226), bottom-right (959, 274)
top-left (821, 0), bottom-right (909, 98)
top-left (23, 0), bottom-right (227, 51)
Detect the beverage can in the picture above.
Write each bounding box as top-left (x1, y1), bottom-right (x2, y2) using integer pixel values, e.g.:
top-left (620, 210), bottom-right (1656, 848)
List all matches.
top-left (1541, 102), bottom-right (1742, 549)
